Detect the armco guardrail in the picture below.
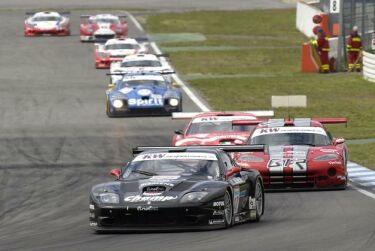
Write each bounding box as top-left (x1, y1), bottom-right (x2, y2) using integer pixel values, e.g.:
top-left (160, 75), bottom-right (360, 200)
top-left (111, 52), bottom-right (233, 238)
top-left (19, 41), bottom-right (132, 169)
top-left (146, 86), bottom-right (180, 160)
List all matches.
top-left (363, 51), bottom-right (375, 83)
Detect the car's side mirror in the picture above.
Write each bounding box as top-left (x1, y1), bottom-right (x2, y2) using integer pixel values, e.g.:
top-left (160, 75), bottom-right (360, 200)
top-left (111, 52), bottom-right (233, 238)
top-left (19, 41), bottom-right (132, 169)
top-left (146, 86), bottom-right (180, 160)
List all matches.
top-left (333, 137), bottom-right (345, 146)
top-left (174, 129), bottom-right (183, 135)
top-left (110, 169), bottom-right (121, 179)
top-left (225, 166), bottom-right (241, 179)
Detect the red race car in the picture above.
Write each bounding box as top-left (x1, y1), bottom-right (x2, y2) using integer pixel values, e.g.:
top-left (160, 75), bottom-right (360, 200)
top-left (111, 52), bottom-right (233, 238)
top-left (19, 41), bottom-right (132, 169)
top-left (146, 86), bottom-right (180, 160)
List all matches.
top-left (172, 111), bottom-right (274, 146)
top-left (80, 14), bottom-right (128, 42)
top-left (234, 117), bottom-right (348, 190)
top-left (24, 11), bottom-right (70, 36)
top-left (94, 38), bottom-right (147, 69)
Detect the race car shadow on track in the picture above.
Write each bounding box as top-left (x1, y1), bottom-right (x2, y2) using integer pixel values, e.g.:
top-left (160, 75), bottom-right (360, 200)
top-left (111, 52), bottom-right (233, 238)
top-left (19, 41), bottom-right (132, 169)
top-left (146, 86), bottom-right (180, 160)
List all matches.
top-left (91, 222), bottom-right (262, 235)
top-left (265, 186), bottom-right (350, 193)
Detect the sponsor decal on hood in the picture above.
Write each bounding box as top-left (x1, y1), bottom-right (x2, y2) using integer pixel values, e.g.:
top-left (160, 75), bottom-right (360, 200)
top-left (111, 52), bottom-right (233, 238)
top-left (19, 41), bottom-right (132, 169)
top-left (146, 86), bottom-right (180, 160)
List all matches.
top-left (267, 145), bottom-right (309, 173)
top-left (124, 195), bottom-right (178, 202)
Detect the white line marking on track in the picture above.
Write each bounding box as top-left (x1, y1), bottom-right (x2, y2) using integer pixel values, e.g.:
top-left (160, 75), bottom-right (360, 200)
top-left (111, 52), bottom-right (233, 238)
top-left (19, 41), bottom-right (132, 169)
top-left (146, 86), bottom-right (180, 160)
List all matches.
top-left (126, 12), bottom-right (210, 112)
top-left (126, 12), bottom-right (145, 32)
top-left (149, 42), bottom-right (210, 112)
top-left (349, 184), bottom-right (375, 200)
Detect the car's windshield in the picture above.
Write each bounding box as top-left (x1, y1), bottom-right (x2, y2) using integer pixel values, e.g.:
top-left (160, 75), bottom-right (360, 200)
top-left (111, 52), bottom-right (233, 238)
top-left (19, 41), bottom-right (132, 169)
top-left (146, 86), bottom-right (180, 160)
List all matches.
top-left (118, 79), bottom-right (166, 88)
top-left (95, 18), bottom-right (119, 24)
top-left (187, 121), bottom-right (253, 135)
top-left (250, 132), bottom-right (331, 146)
top-left (33, 16), bottom-right (62, 22)
top-left (105, 44), bottom-right (139, 50)
top-left (122, 152), bottom-right (220, 180)
top-left (121, 60), bottom-right (162, 67)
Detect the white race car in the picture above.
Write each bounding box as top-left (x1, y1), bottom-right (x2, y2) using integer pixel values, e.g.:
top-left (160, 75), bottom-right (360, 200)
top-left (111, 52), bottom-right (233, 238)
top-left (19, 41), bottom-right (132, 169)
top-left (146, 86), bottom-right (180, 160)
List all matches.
top-left (109, 54), bottom-right (173, 84)
top-left (24, 11), bottom-right (70, 36)
top-left (94, 38), bottom-right (148, 69)
top-left (80, 14), bottom-right (128, 42)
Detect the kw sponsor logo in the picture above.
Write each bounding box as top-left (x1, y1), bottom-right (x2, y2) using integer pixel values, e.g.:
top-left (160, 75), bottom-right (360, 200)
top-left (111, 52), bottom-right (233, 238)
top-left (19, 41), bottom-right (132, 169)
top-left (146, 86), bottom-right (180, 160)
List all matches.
top-left (259, 128), bottom-right (280, 134)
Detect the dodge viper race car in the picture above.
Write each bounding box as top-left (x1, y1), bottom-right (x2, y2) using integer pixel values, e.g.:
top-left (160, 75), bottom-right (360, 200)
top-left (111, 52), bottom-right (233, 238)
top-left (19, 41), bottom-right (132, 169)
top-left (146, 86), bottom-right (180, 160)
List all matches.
top-left (89, 146), bottom-right (265, 232)
top-left (105, 72), bottom-right (182, 116)
top-left (235, 117), bottom-right (348, 190)
top-left (172, 111), bottom-right (274, 146)
top-left (80, 14), bottom-right (128, 42)
top-left (110, 54), bottom-right (173, 84)
top-left (24, 11), bottom-right (70, 36)
top-left (95, 38), bottom-right (148, 69)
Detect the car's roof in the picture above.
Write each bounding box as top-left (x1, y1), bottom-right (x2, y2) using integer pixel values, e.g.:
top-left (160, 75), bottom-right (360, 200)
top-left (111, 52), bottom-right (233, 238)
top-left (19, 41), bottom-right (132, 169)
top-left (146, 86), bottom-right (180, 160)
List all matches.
top-left (123, 54), bottom-right (159, 62)
top-left (105, 38), bottom-right (138, 45)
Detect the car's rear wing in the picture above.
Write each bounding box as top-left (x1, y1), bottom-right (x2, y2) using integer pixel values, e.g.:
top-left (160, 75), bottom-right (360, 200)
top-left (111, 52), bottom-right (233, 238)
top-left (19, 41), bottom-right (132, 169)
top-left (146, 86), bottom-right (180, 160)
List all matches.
top-left (172, 111), bottom-right (274, 120)
top-left (80, 14), bottom-right (126, 18)
top-left (132, 145), bottom-right (265, 155)
top-left (232, 120), bottom-right (265, 126)
top-left (106, 70), bottom-right (175, 76)
top-left (26, 11), bottom-right (70, 16)
top-left (80, 14), bottom-right (127, 22)
top-left (311, 117), bottom-right (347, 126)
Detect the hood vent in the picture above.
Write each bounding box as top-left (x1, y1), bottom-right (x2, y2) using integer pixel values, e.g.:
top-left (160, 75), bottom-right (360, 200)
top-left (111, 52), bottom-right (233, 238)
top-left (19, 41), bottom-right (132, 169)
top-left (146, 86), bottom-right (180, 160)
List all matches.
top-left (142, 185), bottom-right (166, 196)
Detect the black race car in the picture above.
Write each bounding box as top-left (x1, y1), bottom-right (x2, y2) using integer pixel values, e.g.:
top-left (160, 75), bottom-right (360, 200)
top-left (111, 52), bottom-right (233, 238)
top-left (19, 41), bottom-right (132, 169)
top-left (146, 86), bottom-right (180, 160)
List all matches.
top-left (89, 146), bottom-right (265, 232)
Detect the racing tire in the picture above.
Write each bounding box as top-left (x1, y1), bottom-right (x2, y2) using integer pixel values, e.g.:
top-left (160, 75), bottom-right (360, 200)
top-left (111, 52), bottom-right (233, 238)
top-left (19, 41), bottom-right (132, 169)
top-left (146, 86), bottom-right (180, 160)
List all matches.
top-left (223, 190), bottom-right (234, 228)
top-left (106, 101), bottom-right (115, 118)
top-left (251, 178), bottom-right (264, 222)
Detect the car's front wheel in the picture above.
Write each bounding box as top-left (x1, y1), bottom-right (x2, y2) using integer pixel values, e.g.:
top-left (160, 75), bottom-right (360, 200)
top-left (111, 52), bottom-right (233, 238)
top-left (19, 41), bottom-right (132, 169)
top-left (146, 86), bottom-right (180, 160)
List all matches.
top-left (251, 178), bottom-right (264, 222)
top-left (223, 190), bottom-right (233, 228)
top-left (106, 100), bottom-right (114, 118)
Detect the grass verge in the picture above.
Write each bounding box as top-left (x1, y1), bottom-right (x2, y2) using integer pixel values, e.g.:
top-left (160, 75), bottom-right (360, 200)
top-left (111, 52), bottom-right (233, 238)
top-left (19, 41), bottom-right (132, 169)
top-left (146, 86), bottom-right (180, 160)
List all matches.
top-left (143, 9), bottom-right (375, 170)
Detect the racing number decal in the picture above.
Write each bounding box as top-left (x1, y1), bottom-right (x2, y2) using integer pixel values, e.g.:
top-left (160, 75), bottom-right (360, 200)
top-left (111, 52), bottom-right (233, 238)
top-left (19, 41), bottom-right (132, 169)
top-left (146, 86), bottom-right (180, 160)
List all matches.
top-left (267, 159), bottom-right (307, 173)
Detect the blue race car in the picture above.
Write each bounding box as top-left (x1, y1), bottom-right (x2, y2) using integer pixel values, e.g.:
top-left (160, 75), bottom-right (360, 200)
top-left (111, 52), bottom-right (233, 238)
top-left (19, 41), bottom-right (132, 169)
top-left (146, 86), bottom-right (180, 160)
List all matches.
top-left (105, 72), bottom-right (182, 117)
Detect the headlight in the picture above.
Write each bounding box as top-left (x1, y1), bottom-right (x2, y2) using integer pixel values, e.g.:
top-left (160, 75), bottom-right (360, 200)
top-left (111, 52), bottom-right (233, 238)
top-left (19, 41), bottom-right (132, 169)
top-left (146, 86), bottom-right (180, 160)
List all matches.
top-left (86, 28), bottom-right (94, 33)
top-left (314, 154), bottom-right (339, 161)
top-left (180, 192), bottom-right (208, 203)
top-left (98, 193), bottom-right (119, 204)
top-left (112, 99), bottom-right (124, 108)
top-left (169, 98), bottom-right (179, 107)
top-left (238, 154), bottom-right (263, 162)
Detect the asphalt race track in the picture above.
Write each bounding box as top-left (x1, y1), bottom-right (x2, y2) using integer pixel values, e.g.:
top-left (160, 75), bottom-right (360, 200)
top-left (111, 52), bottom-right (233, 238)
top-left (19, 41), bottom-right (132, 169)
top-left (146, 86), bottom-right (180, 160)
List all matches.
top-left (0, 2), bottom-right (375, 251)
